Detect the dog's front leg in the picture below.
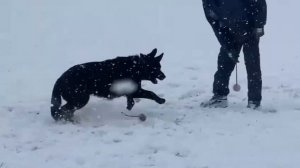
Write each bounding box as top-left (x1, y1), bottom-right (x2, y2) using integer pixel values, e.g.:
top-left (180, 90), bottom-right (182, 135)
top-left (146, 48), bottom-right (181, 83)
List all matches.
top-left (126, 96), bottom-right (135, 110)
top-left (132, 89), bottom-right (165, 104)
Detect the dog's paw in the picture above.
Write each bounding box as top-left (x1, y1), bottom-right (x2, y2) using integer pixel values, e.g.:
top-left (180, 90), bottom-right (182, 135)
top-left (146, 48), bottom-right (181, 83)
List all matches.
top-left (157, 98), bottom-right (166, 104)
top-left (126, 103), bottom-right (134, 110)
top-left (126, 97), bottom-right (135, 110)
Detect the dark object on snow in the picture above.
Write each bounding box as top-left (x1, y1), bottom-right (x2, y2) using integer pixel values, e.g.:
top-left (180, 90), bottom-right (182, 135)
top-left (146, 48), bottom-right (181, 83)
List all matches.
top-left (121, 112), bottom-right (147, 122)
top-left (51, 49), bottom-right (166, 121)
top-left (202, 0), bottom-right (267, 106)
top-left (138, 113), bottom-right (147, 121)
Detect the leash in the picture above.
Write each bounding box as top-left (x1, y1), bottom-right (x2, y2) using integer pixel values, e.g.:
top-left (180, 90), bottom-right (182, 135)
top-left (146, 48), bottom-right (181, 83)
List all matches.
top-left (235, 64), bottom-right (238, 85)
top-left (233, 64), bottom-right (241, 92)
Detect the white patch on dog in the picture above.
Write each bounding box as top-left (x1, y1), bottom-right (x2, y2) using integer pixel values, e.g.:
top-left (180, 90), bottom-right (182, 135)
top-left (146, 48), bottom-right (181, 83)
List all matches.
top-left (110, 79), bottom-right (138, 95)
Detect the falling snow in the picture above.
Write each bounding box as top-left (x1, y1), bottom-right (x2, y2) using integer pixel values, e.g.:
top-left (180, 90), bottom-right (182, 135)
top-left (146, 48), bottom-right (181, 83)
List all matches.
top-left (1, 0), bottom-right (300, 168)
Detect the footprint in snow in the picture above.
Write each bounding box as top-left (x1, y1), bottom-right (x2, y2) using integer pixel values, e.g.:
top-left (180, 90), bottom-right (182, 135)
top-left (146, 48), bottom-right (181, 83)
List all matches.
top-left (190, 76), bottom-right (198, 80)
top-left (167, 83), bottom-right (181, 88)
top-left (185, 66), bottom-right (200, 71)
top-left (179, 89), bottom-right (205, 100)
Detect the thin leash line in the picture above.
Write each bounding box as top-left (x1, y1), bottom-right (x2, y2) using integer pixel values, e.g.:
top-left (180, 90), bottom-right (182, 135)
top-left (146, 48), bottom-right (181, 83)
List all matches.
top-left (235, 64), bottom-right (238, 85)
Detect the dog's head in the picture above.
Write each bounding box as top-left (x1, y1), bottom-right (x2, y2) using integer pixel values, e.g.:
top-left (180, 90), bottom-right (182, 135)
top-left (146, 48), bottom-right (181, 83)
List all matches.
top-left (140, 48), bottom-right (166, 84)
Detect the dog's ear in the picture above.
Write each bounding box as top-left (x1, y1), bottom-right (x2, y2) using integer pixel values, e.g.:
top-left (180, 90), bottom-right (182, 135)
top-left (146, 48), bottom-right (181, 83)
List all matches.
top-left (147, 48), bottom-right (157, 57)
top-left (140, 53), bottom-right (146, 57)
top-left (155, 53), bottom-right (164, 62)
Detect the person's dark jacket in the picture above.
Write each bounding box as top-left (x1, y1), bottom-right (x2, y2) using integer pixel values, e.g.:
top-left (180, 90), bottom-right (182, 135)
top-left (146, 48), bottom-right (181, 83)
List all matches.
top-left (203, 0), bottom-right (267, 30)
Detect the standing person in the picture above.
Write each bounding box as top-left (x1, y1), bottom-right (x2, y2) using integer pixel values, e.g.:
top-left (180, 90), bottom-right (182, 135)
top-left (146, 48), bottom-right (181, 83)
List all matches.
top-left (201, 0), bottom-right (267, 109)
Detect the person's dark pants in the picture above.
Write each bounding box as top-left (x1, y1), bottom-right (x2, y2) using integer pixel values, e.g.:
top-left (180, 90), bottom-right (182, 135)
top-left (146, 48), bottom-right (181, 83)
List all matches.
top-left (211, 24), bottom-right (262, 102)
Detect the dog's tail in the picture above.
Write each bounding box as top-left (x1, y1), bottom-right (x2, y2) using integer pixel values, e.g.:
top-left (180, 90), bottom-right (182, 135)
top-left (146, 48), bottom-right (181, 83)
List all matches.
top-left (51, 79), bottom-right (62, 121)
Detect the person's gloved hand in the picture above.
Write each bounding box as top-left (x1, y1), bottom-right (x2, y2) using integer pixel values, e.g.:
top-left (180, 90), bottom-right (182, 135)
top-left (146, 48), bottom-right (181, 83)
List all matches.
top-left (253, 27), bottom-right (265, 38)
top-left (228, 52), bottom-right (239, 63)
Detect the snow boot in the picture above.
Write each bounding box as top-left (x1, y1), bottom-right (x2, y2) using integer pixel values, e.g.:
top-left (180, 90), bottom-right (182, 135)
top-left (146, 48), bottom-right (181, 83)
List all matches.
top-left (201, 95), bottom-right (228, 108)
top-left (247, 101), bottom-right (261, 110)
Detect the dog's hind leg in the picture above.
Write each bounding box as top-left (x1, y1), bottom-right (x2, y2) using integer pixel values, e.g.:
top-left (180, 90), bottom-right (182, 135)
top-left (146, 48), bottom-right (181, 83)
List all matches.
top-left (126, 96), bottom-right (135, 110)
top-left (58, 103), bottom-right (77, 121)
top-left (132, 89), bottom-right (166, 104)
top-left (58, 95), bottom-right (90, 121)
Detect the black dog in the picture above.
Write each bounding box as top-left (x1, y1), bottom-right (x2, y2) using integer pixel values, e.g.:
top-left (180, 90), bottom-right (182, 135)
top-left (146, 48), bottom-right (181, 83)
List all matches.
top-left (51, 48), bottom-right (166, 121)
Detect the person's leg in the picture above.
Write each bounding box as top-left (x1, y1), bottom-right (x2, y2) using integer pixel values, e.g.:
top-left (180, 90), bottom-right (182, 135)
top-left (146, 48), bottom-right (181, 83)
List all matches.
top-left (211, 26), bottom-right (242, 96)
top-left (213, 47), bottom-right (238, 96)
top-left (201, 25), bottom-right (241, 108)
top-left (243, 37), bottom-right (262, 106)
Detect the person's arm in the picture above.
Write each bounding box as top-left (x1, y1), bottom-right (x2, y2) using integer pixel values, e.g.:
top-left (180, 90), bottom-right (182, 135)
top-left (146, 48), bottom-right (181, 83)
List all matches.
top-left (249, 0), bottom-right (267, 37)
top-left (250, 0), bottom-right (267, 28)
top-left (202, 0), bottom-right (219, 22)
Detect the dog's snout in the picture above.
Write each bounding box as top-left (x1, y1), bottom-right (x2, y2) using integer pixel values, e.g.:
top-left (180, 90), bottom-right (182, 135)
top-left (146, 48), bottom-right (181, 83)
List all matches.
top-left (158, 72), bottom-right (166, 80)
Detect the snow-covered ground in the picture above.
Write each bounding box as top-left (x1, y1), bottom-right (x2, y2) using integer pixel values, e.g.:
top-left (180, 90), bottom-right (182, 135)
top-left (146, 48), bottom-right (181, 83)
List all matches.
top-left (1, 0), bottom-right (300, 167)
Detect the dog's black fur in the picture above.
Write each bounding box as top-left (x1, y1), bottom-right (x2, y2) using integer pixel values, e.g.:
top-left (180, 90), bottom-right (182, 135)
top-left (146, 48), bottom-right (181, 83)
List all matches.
top-left (51, 48), bottom-right (166, 121)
